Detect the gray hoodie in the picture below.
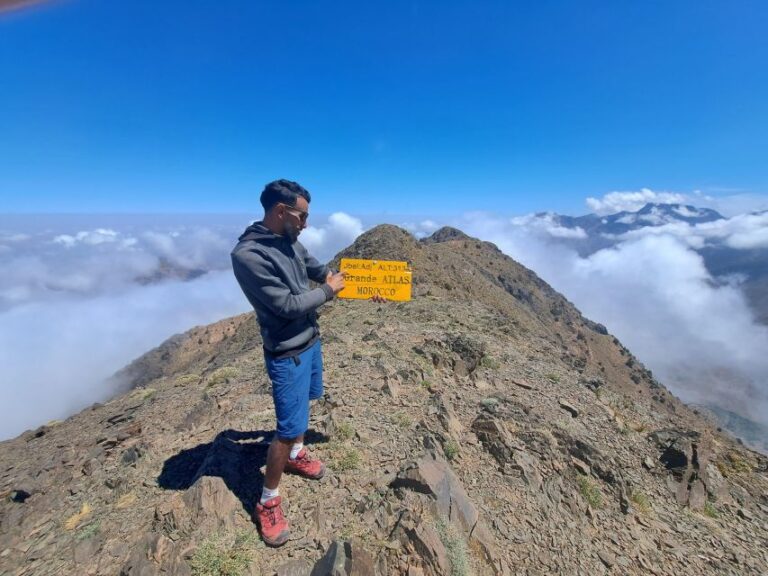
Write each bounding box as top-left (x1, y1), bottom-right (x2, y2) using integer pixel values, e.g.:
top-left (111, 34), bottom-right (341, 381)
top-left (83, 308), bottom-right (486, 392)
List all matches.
top-left (231, 222), bottom-right (334, 358)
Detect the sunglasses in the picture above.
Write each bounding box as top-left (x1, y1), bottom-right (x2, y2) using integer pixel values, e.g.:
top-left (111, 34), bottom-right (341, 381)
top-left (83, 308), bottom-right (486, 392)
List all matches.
top-left (279, 203), bottom-right (309, 223)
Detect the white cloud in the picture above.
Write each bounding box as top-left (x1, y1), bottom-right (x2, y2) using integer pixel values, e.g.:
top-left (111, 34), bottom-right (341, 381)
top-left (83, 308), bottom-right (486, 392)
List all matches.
top-left (692, 191), bottom-right (768, 217)
top-left (141, 228), bottom-right (230, 270)
top-left (613, 211), bottom-right (768, 250)
top-left (299, 212), bottom-right (365, 262)
top-left (723, 214), bottom-right (768, 249)
top-left (0, 271), bottom-right (250, 440)
top-left (0, 233), bottom-right (30, 243)
top-left (586, 188), bottom-right (689, 215)
top-left (0, 217), bottom-right (260, 439)
top-left (673, 205), bottom-right (702, 218)
top-left (0, 224), bottom-right (239, 310)
top-left (54, 228), bottom-right (121, 247)
top-left (420, 220), bottom-right (439, 232)
top-left (510, 213), bottom-right (588, 239)
top-left (52, 234), bottom-right (77, 248)
top-left (400, 219), bottom-right (443, 238)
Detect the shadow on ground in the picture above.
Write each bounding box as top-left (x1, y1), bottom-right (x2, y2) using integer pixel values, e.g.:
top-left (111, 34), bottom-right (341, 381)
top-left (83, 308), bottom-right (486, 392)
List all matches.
top-left (157, 428), bottom-right (329, 515)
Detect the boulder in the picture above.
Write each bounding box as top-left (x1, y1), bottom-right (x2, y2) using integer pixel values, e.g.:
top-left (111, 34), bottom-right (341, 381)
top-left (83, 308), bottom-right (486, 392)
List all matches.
top-left (406, 523), bottom-right (450, 576)
top-left (435, 394), bottom-right (463, 440)
top-left (391, 456), bottom-right (478, 534)
top-left (182, 476), bottom-right (240, 534)
top-left (310, 540), bottom-right (377, 576)
top-left (391, 455), bottom-right (507, 574)
top-left (471, 414), bottom-right (514, 465)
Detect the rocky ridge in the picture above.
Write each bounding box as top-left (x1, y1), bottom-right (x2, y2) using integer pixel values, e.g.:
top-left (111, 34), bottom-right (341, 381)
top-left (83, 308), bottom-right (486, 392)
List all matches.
top-left (1, 225), bottom-right (767, 575)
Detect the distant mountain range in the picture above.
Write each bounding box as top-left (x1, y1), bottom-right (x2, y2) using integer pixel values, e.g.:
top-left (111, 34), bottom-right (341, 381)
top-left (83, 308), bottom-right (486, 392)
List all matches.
top-left (551, 202), bottom-right (726, 238)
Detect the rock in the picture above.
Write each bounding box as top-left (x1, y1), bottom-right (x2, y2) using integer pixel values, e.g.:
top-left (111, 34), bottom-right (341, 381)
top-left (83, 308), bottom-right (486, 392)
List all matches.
top-left (435, 395), bottom-right (462, 440)
top-left (73, 535), bottom-right (102, 564)
top-left (471, 414), bottom-right (514, 465)
top-left (650, 430), bottom-right (696, 479)
top-left (642, 456), bottom-right (656, 470)
top-left (473, 379), bottom-right (490, 390)
top-left (572, 457), bottom-right (591, 476)
top-left (175, 396), bottom-right (216, 432)
top-left (153, 494), bottom-right (188, 537)
top-left (580, 376), bottom-right (604, 390)
top-left (382, 378), bottom-right (401, 399)
top-left (182, 476), bottom-right (239, 533)
top-left (470, 521), bottom-right (510, 575)
top-left (598, 550), bottom-right (616, 568)
top-left (512, 380), bottom-right (535, 390)
top-left (118, 534), bottom-right (159, 576)
top-left (310, 539), bottom-right (377, 576)
top-left (558, 399), bottom-right (579, 418)
top-left (406, 523), bottom-right (450, 576)
top-left (688, 480), bottom-right (707, 511)
top-left (82, 459), bottom-right (100, 476)
top-left (507, 450), bottom-right (542, 492)
top-left (392, 456), bottom-right (479, 535)
top-left (117, 422), bottom-right (142, 442)
top-left (737, 508), bottom-right (754, 521)
top-left (391, 455), bottom-right (506, 574)
top-left (276, 559), bottom-right (313, 576)
top-left (121, 446), bottom-right (142, 466)
top-left (324, 393), bottom-right (343, 408)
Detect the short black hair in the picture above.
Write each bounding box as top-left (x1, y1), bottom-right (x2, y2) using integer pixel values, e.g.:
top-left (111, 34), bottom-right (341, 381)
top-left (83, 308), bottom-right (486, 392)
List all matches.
top-left (260, 179), bottom-right (311, 212)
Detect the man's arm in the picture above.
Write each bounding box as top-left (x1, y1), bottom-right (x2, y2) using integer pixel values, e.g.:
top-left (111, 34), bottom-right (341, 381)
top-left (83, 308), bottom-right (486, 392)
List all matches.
top-left (232, 250), bottom-right (334, 319)
top-left (300, 245), bottom-right (330, 284)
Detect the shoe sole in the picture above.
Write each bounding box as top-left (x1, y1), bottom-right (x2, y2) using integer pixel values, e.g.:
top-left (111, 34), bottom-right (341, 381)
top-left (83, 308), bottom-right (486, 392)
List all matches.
top-left (285, 464), bottom-right (326, 480)
top-left (261, 530), bottom-right (290, 547)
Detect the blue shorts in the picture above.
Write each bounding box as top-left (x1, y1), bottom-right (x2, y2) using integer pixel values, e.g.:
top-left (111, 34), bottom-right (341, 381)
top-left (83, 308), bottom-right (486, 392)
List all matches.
top-left (264, 340), bottom-right (324, 440)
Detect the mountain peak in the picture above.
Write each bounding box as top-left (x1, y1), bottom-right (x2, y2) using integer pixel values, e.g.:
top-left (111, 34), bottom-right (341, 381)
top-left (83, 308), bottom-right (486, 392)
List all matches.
top-left (635, 202), bottom-right (725, 222)
top-left (331, 224), bottom-right (419, 266)
top-left (421, 226), bottom-right (471, 244)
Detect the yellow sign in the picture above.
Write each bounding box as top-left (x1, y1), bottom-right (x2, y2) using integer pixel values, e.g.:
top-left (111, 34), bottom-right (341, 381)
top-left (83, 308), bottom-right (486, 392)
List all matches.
top-left (338, 258), bottom-right (412, 301)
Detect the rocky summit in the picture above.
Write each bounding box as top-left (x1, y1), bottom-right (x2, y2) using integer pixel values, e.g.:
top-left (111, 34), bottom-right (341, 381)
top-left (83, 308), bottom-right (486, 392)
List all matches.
top-left (1, 225), bottom-right (767, 576)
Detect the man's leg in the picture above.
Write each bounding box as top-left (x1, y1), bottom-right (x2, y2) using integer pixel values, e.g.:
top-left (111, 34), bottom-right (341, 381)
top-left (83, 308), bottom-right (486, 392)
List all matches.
top-left (283, 341), bottom-right (325, 478)
top-left (257, 352), bottom-right (311, 547)
top-left (263, 435), bottom-right (295, 491)
top-left (255, 434), bottom-right (293, 547)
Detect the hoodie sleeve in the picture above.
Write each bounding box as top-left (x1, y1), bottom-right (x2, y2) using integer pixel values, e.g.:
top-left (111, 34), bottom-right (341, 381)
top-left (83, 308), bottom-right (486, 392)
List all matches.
top-left (301, 246), bottom-right (330, 283)
top-left (232, 249), bottom-right (333, 320)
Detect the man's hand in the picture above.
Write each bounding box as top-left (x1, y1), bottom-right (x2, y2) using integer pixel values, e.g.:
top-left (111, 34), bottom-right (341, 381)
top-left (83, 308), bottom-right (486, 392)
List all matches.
top-left (325, 271), bottom-right (346, 295)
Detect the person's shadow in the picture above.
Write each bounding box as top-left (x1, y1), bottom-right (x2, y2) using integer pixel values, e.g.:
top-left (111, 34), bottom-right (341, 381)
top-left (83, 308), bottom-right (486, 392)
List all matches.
top-left (157, 428), bottom-right (329, 518)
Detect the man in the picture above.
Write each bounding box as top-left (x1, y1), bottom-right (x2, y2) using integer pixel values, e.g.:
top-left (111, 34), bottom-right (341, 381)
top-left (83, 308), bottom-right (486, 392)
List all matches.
top-left (231, 179), bottom-right (377, 547)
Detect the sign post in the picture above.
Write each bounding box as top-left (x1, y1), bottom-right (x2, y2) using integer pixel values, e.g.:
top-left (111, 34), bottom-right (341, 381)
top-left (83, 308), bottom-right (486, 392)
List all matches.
top-left (337, 258), bottom-right (412, 301)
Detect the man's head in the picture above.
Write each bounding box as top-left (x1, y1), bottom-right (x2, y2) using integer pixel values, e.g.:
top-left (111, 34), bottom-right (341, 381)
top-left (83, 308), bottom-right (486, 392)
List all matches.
top-left (260, 179), bottom-right (311, 243)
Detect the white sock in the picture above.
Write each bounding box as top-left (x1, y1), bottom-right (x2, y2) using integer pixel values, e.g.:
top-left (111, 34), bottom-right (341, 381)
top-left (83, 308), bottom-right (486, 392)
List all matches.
top-left (289, 442), bottom-right (304, 460)
top-left (260, 486), bottom-right (279, 505)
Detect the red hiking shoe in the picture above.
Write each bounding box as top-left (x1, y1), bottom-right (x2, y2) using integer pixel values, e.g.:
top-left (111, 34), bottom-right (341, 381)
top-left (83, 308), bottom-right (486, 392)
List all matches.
top-left (284, 447), bottom-right (326, 479)
top-left (255, 496), bottom-right (290, 547)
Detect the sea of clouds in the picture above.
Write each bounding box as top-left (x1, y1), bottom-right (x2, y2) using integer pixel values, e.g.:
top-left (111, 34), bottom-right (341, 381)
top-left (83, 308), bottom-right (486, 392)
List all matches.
top-left (0, 212), bottom-right (367, 440)
top-left (1, 190), bottom-right (767, 440)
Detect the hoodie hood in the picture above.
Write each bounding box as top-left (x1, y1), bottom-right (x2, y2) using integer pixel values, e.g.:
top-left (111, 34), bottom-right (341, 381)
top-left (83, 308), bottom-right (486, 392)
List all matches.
top-left (238, 221), bottom-right (283, 243)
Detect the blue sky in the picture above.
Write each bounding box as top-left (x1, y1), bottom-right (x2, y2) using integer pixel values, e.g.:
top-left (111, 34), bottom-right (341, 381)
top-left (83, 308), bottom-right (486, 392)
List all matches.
top-left (1, 0), bottom-right (767, 216)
